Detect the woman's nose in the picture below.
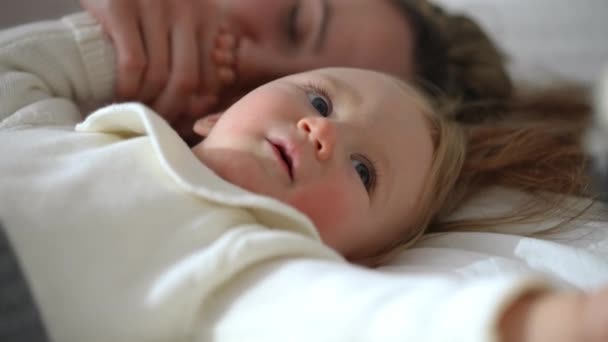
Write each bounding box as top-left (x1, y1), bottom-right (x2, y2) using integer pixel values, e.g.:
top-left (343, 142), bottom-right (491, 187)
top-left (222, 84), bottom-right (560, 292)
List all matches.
top-left (234, 39), bottom-right (294, 90)
top-left (222, 0), bottom-right (279, 43)
top-left (220, 0), bottom-right (301, 90)
top-left (297, 117), bottom-right (337, 161)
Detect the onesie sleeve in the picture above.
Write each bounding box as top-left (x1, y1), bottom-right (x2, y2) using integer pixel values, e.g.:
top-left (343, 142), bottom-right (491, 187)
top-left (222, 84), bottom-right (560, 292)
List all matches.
top-left (0, 12), bottom-right (114, 127)
top-left (204, 258), bottom-right (549, 342)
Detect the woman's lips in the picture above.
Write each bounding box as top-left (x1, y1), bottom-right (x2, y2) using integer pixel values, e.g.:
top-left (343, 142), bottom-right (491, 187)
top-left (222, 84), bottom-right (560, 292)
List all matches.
top-left (267, 139), bottom-right (294, 181)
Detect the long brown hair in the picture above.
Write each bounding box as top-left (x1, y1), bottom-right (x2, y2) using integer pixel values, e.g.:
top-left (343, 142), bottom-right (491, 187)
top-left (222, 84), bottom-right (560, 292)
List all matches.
top-left (431, 85), bottom-right (598, 233)
top-left (392, 0), bottom-right (513, 121)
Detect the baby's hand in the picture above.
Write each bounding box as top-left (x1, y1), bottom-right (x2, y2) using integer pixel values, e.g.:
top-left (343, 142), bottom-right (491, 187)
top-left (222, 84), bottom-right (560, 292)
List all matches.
top-left (210, 24), bottom-right (238, 96)
top-left (500, 287), bottom-right (608, 342)
top-left (164, 25), bottom-right (239, 144)
top-left (162, 24), bottom-right (239, 144)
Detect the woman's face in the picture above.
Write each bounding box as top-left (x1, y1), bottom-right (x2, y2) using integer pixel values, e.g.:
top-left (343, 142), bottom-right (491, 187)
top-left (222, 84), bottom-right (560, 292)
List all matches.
top-left (214, 0), bottom-right (415, 102)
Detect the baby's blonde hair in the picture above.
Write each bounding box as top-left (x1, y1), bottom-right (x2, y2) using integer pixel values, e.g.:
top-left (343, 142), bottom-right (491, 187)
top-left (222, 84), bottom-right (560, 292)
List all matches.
top-left (364, 83), bottom-right (597, 266)
top-left (362, 84), bottom-right (467, 264)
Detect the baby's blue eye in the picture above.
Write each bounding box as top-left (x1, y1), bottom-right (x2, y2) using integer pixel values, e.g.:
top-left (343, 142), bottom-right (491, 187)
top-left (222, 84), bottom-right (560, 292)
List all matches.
top-left (352, 159), bottom-right (372, 190)
top-left (308, 94), bottom-right (330, 117)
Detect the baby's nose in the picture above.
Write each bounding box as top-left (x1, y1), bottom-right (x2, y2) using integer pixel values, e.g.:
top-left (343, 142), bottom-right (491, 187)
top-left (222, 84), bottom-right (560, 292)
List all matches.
top-left (297, 117), bottom-right (336, 161)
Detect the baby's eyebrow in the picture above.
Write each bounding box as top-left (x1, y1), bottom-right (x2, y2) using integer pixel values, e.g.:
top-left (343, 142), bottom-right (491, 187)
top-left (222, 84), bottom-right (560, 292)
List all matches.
top-left (322, 73), bottom-right (362, 108)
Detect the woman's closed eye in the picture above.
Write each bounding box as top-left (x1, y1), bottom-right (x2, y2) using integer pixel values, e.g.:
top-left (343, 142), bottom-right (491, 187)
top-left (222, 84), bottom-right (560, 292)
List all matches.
top-left (286, 1), bottom-right (301, 45)
top-left (351, 155), bottom-right (378, 193)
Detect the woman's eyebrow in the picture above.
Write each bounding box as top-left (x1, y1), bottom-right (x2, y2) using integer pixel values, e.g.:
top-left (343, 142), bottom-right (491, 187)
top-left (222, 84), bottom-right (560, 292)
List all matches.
top-left (314, 0), bottom-right (332, 52)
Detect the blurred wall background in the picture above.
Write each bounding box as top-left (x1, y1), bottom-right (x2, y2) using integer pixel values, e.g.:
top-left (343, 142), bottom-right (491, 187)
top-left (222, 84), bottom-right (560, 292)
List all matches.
top-left (433, 0), bottom-right (608, 86)
top-left (0, 0), bottom-right (79, 28)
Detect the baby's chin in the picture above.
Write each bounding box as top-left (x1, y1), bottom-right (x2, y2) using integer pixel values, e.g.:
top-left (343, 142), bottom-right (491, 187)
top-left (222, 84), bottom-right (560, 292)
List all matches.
top-left (190, 140), bottom-right (205, 151)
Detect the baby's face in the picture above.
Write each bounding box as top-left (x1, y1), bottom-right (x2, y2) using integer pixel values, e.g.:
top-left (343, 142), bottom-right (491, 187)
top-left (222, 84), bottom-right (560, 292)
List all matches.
top-left (192, 68), bottom-right (433, 260)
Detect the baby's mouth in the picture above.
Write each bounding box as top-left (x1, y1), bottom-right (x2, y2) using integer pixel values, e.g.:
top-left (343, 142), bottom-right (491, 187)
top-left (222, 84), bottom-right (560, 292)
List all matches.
top-left (268, 139), bottom-right (293, 180)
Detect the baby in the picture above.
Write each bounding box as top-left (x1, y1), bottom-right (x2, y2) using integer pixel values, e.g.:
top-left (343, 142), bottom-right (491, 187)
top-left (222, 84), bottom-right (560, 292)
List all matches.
top-left (189, 67), bottom-right (455, 261)
top-left (0, 13), bottom-right (606, 342)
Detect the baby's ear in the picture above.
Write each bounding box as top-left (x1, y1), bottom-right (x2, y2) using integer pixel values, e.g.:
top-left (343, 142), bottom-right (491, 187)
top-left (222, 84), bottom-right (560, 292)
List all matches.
top-left (193, 113), bottom-right (222, 137)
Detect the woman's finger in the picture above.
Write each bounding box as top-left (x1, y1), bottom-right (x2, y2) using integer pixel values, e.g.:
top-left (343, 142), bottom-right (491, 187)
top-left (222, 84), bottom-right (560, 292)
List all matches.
top-left (136, 0), bottom-right (170, 104)
top-left (153, 10), bottom-right (200, 121)
top-left (108, 1), bottom-right (146, 100)
top-left (80, 0), bottom-right (147, 100)
top-left (107, 0), bottom-right (147, 100)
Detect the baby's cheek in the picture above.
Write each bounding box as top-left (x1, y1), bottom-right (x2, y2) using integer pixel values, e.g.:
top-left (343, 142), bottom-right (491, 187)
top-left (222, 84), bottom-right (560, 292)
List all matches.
top-left (287, 181), bottom-right (357, 249)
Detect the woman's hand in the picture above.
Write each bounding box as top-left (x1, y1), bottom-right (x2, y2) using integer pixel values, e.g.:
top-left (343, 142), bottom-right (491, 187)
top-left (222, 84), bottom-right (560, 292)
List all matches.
top-left (500, 287), bottom-right (608, 342)
top-left (80, 0), bottom-right (236, 126)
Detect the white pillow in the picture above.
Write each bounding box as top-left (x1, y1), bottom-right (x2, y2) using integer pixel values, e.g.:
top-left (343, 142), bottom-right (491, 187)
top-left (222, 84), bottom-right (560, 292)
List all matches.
top-left (433, 0), bottom-right (608, 86)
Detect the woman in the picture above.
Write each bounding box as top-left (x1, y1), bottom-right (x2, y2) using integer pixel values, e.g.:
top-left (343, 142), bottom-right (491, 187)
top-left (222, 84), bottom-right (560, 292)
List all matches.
top-left (80, 0), bottom-right (512, 143)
